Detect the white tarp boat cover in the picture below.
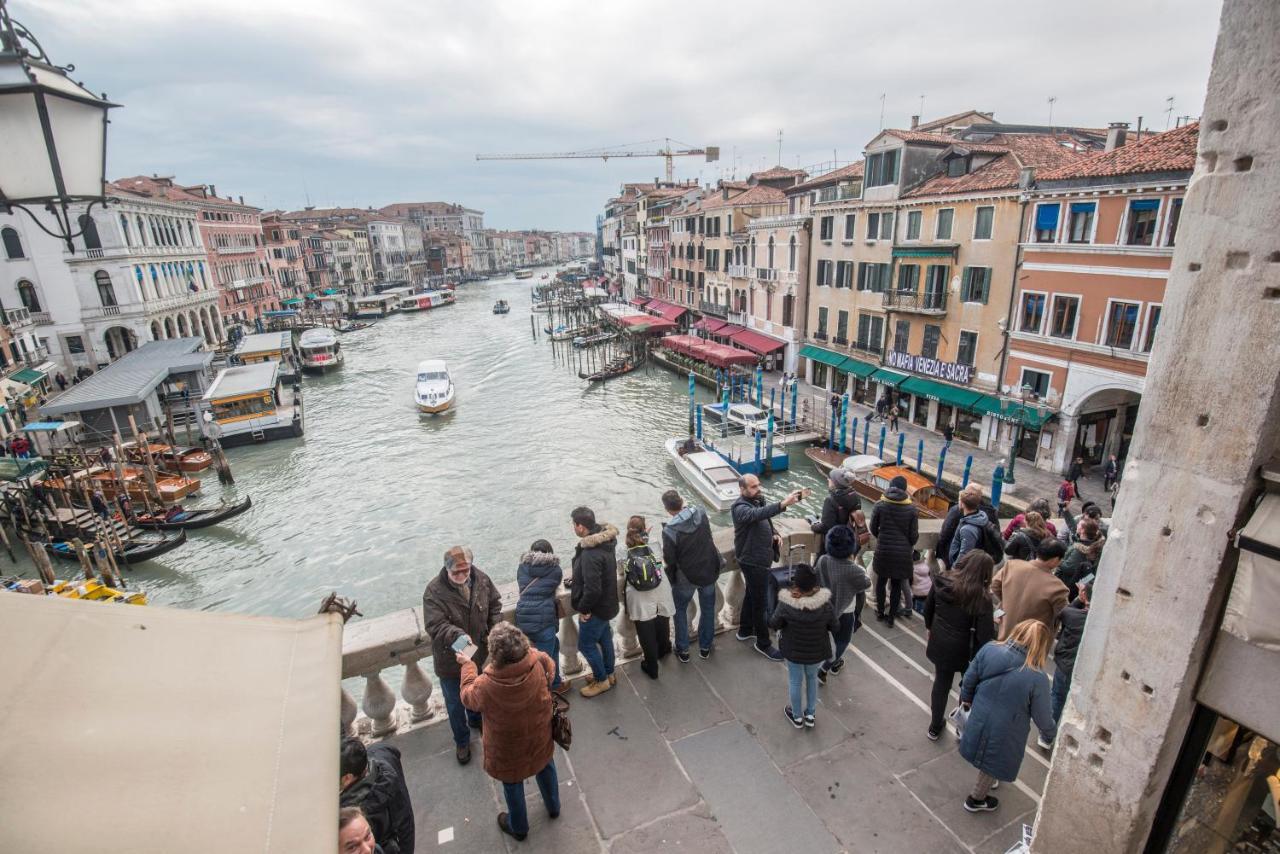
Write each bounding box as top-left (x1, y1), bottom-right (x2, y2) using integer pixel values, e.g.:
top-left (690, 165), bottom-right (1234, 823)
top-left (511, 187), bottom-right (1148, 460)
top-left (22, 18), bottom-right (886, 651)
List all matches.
top-left (0, 593), bottom-right (342, 853)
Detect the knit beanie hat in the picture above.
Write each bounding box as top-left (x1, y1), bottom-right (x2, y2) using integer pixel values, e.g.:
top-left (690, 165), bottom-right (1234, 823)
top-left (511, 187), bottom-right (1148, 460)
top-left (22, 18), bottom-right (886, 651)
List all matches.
top-left (825, 524), bottom-right (856, 559)
top-left (890, 475), bottom-right (909, 491)
top-left (792, 563), bottom-right (818, 592)
top-left (830, 467), bottom-right (853, 488)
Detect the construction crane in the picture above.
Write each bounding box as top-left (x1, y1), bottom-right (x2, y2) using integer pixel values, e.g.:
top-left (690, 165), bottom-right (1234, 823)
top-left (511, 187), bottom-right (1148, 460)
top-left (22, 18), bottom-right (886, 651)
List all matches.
top-left (476, 138), bottom-right (720, 182)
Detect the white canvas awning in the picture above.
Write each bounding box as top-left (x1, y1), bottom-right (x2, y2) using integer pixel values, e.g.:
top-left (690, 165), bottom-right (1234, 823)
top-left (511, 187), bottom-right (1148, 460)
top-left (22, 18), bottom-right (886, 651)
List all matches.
top-left (0, 594), bottom-right (342, 853)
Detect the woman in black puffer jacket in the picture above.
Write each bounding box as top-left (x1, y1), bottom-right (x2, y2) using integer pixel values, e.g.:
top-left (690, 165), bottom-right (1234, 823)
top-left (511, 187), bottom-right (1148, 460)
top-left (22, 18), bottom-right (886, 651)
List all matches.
top-left (515, 540), bottom-right (565, 692)
top-left (870, 475), bottom-right (919, 627)
top-left (923, 551), bottom-right (995, 740)
top-left (769, 564), bottom-right (839, 728)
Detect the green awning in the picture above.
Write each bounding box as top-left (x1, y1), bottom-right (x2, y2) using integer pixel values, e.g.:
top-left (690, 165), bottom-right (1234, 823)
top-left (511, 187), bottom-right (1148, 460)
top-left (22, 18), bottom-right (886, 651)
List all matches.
top-left (892, 246), bottom-right (958, 258)
top-left (800, 345), bottom-right (847, 370)
top-left (971, 395), bottom-right (1055, 430)
top-left (838, 357), bottom-right (878, 379)
top-left (281, 298), bottom-right (303, 306)
top-left (869, 368), bottom-right (908, 386)
top-left (305, 293), bottom-right (318, 300)
top-left (900, 376), bottom-right (985, 409)
top-left (322, 288), bottom-right (340, 295)
top-left (10, 367), bottom-right (46, 384)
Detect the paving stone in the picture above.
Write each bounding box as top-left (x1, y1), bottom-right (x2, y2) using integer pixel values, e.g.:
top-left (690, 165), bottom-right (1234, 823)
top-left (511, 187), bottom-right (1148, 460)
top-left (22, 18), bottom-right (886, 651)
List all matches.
top-left (621, 656), bottom-right (733, 742)
top-left (975, 812), bottom-right (1037, 854)
top-left (610, 803), bottom-right (734, 854)
top-left (491, 757), bottom-right (599, 854)
top-left (784, 740), bottom-right (966, 854)
top-left (566, 668), bottom-right (699, 838)
top-left (673, 721), bottom-right (841, 854)
top-left (393, 728), bottom-right (506, 853)
top-left (898, 750), bottom-right (1037, 848)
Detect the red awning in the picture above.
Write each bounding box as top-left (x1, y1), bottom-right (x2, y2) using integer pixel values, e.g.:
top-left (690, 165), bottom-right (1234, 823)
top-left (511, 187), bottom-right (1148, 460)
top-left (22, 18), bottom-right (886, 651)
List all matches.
top-left (660, 334), bottom-right (758, 368)
top-left (715, 323), bottom-right (746, 337)
top-left (692, 317), bottom-right (727, 334)
top-left (619, 315), bottom-right (677, 334)
top-left (645, 299), bottom-right (688, 322)
top-left (728, 328), bottom-right (787, 355)
top-left (629, 297), bottom-right (650, 307)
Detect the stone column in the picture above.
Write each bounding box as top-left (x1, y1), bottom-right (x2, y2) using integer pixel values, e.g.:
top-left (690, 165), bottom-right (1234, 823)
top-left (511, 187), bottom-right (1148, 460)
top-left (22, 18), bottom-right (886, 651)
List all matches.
top-left (722, 569), bottom-right (745, 627)
top-left (400, 658), bottom-right (435, 723)
top-left (558, 604), bottom-right (584, 677)
top-left (362, 671), bottom-right (399, 737)
top-left (1032, 2), bottom-right (1280, 849)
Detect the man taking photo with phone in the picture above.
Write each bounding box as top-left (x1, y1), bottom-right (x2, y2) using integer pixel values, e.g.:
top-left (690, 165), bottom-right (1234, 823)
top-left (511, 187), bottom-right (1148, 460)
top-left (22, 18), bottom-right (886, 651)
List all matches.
top-left (731, 474), bottom-right (804, 661)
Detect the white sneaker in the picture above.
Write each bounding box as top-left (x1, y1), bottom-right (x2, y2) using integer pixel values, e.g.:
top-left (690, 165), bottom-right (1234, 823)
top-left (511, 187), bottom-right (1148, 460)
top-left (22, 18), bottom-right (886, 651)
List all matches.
top-left (1037, 736), bottom-right (1053, 750)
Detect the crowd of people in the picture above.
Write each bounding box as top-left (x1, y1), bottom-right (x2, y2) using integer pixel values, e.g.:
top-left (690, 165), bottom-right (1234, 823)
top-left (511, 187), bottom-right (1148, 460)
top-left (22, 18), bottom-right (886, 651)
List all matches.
top-left (337, 462), bottom-right (1110, 849)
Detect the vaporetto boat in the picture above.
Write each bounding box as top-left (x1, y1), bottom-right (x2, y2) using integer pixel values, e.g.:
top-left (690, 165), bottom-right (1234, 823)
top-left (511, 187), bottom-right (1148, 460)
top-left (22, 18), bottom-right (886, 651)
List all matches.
top-left (414, 359), bottom-right (455, 414)
top-left (298, 327), bottom-right (344, 373)
top-left (399, 289), bottom-right (457, 312)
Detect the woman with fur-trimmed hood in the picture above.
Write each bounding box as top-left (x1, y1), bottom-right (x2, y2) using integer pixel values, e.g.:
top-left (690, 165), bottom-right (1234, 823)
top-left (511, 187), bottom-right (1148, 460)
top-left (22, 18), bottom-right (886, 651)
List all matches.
top-left (769, 564), bottom-right (839, 729)
top-left (515, 540), bottom-right (565, 692)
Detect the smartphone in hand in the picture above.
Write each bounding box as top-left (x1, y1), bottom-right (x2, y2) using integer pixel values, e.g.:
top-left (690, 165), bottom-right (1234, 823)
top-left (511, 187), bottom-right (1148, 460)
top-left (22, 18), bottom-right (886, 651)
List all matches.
top-left (452, 633), bottom-right (479, 660)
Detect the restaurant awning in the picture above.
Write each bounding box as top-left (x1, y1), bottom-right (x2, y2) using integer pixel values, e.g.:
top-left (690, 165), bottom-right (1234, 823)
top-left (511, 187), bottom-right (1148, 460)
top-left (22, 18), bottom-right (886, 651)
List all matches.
top-left (799, 344), bottom-right (846, 369)
top-left (661, 334), bottom-right (758, 368)
top-left (869, 368), bottom-right (908, 386)
top-left (892, 245), bottom-right (959, 258)
top-left (280, 297), bottom-right (303, 306)
top-left (714, 324), bottom-right (746, 337)
top-left (618, 315), bottom-right (678, 334)
top-left (692, 317), bottom-right (727, 334)
top-left (629, 297), bottom-right (650, 308)
top-left (900, 376), bottom-right (986, 409)
top-left (729, 328), bottom-right (787, 355)
top-left (970, 395), bottom-right (1055, 429)
top-left (646, 299), bottom-right (688, 322)
top-left (322, 288), bottom-right (340, 295)
top-left (10, 366), bottom-right (46, 385)
top-left (838, 356), bottom-right (878, 379)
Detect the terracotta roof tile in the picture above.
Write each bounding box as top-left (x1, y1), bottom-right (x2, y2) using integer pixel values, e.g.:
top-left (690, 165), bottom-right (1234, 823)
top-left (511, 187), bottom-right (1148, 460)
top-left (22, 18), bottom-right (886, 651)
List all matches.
top-left (749, 166), bottom-right (806, 180)
top-left (882, 129), bottom-right (962, 145)
top-left (1037, 123), bottom-right (1199, 181)
top-left (915, 110), bottom-right (995, 132)
top-left (903, 133), bottom-right (1093, 198)
top-left (700, 184), bottom-right (787, 210)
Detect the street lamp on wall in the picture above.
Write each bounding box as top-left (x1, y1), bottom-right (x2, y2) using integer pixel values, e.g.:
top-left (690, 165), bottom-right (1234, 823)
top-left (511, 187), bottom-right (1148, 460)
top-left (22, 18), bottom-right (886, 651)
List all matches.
top-left (0, 0), bottom-right (118, 253)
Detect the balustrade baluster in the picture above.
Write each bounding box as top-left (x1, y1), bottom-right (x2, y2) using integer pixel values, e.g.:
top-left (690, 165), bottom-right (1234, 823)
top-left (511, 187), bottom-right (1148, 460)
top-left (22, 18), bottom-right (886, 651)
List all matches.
top-left (401, 658), bottom-right (435, 722)
top-left (362, 671), bottom-right (399, 736)
top-left (340, 687), bottom-right (358, 736)
top-left (558, 603), bottom-right (584, 677)
top-left (722, 569), bottom-right (746, 627)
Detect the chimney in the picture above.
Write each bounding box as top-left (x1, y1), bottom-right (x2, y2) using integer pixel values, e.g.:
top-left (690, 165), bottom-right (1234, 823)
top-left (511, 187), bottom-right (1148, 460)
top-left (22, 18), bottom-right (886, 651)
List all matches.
top-left (910, 115), bottom-right (920, 130)
top-left (1105, 122), bottom-right (1130, 152)
top-left (239, 195), bottom-right (245, 205)
top-left (1018, 166), bottom-right (1036, 190)
top-left (208, 185), bottom-right (217, 198)
top-left (722, 187), bottom-right (729, 200)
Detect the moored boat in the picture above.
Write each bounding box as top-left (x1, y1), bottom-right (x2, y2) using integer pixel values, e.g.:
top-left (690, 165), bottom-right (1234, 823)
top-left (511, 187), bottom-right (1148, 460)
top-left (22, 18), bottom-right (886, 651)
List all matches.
top-left (493, 300), bottom-right (510, 314)
top-left (850, 465), bottom-right (950, 518)
top-left (663, 437), bottom-right (742, 511)
top-left (804, 448), bottom-right (883, 478)
top-left (515, 269), bottom-right (534, 279)
top-left (335, 319), bottom-right (373, 333)
top-left (299, 327), bottom-right (344, 373)
top-left (124, 441), bottom-right (213, 474)
top-left (48, 578), bottom-right (147, 606)
top-left (414, 359), bottom-right (455, 414)
top-left (89, 466), bottom-right (201, 503)
top-left (134, 496), bottom-right (253, 530)
top-left (45, 528), bottom-right (187, 564)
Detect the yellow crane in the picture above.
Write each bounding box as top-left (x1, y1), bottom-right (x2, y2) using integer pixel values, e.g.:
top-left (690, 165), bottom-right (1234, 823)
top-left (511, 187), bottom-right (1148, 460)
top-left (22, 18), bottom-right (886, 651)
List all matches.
top-left (476, 138), bottom-right (719, 182)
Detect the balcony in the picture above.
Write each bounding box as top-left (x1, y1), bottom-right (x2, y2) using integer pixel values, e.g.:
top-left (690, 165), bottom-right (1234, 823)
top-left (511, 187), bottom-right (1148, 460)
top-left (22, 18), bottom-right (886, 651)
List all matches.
top-left (850, 339), bottom-right (884, 357)
top-left (3, 306), bottom-right (32, 330)
top-left (729, 264), bottom-right (750, 278)
top-left (832, 335), bottom-right (849, 346)
top-left (882, 289), bottom-right (948, 315)
top-left (28, 311), bottom-right (52, 325)
top-left (216, 245), bottom-right (258, 255)
top-left (698, 301), bottom-right (729, 319)
top-left (812, 331), bottom-right (829, 342)
top-left (754, 268), bottom-right (778, 282)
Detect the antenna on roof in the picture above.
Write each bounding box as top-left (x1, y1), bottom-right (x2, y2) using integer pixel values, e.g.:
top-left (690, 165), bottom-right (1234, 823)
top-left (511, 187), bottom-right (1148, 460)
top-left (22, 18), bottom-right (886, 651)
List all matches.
top-left (1047, 96), bottom-right (1057, 127)
top-left (1165, 96), bottom-right (1175, 129)
top-left (776, 129), bottom-right (783, 166)
top-left (918, 94), bottom-right (925, 117)
top-left (879, 94), bottom-right (886, 130)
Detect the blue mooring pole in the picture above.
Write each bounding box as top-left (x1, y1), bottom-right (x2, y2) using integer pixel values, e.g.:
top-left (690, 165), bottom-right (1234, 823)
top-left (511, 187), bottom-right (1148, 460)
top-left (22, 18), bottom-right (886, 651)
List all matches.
top-left (789, 379), bottom-right (798, 428)
top-left (769, 388), bottom-right (777, 429)
top-left (753, 428), bottom-right (762, 471)
top-left (828, 402), bottom-right (838, 450)
top-left (896, 432), bottom-right (905, 466)
top-left (765, 412), bottom-right (776, 475)
top-left (687, 372), bottom-right (696, 433)
top-left (937, 444), bottom-right (948, 485)
top-left (962, 455), bottom-right (974, 488)
top-left (756, 365), bottom-right (764, 407)
top-left (863, 419), bottom-right (871, 454)
top-left (878, 425), bottom-right (887, 459)
top-left (850, 417), bottom-right (859, 455)
top-left (991, 464), bottom-right (1005, 508)
top-left (722, 385), bottom-right (730, 438)
top-left (840, 395), bottom-right (849, 453)
top-left (696, 404), bottom-right (703, 440)
top-left (916, 438), bottom-right (924, 472)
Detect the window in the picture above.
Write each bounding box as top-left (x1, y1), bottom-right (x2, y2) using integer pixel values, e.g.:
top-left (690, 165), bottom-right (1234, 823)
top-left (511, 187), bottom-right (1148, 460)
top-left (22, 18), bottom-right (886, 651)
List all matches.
top-left (835, 310), bottom-right (849, 343)
top-left (1166, 198), bottom-right (1184, 246)
top-left (924, 265), bottom-right (948, 305)
top-left (1021, 368), bottom-right (1051, 399)
top-left (905, 210), bottom-right (922, 241)
top-left (935, 209), bottom-right (954, 240)
top-left (865, 150), bottom-right (900, 187)
top-left (95, 270), bottom-right (117, 307)
top-left (961, 267), bottom-right (990, 303)
top-left (1067, 202), bottom-right (1095, 243)
top-left (897, 264), bottom-right (920, 292)
top-left (1049, 295), bottom-right (1079, 339)
top-left (946, 156), bottom-right (968, 178)
top-left (922, 324), bottom-right (941, 359)
top-left (2, 227), bottom-right (23, 259)
top-left (857, 262), bottom-right (890, 293)
top-left (879, 212), bottom-right (893, 240)
top-left (788, 236), bottom-right (797, 270)
top-left (973, 206), bottom-right (994, 240)
top-left (843, 214), bottom-right (855, 240)
top-left (1019, 292), bottom-right (1046, 333)
top-left (957, 331), bottom-right (978, 367)
top-left (17, 280), bottom-right (40, 313)
top-left (835, 260), bottom-right (853, 288)
top-left (766, 237), bottom-right (775, 268)
top-left (866, 212), bottom-right (880, 240)
top-left (1033, 203), bottom-right (1060, 242)
top-left (820, 216), bottom-right (834, 240)
top-left (856, 313), bottom-right (884, 352)
top-left (1126, 199), bottom-right (1160, 246)
top-left (66, 335), bottom-right (86, 354)
top-left (1142, 304), bottom-right (1162, 352)
top-left (816, 306), bottom-right (829, 336)
top-left (894, 320), bottom-right (911, 352)
top-left (782, 294), bottom-right (795, 327)
top-left (1105, 300), bottom-right (1141, 349)
top-left (816, 259), bottom-right (832, 287)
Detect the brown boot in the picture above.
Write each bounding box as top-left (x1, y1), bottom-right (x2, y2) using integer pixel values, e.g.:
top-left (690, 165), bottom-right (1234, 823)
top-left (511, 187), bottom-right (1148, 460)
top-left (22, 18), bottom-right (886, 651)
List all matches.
top-left (579, 677), bottom-right (613, 698)
top-left (608, 672), bottom-right (618, 687)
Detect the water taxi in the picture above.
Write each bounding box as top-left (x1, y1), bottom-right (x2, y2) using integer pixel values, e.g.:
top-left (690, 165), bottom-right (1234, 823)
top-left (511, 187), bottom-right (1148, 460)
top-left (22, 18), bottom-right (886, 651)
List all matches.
top-left (414, 360), bottom-right (455, 414)
top-left (701, 402), bottom-right (772, 437)
top-left (664, 437), bottom-right (741, 511)
top-left (514, 269), bottom-right (534, 279)
top-left (351, 293), bottom-right (399, 318)
top-left (399, 289), bottom-right (457, 312)
top-left (202, 361), bottom-right (304, 447)
top-left (493, 300), bottom-right (510, 314)
top-left (298, 327), bottom-right (343, 373)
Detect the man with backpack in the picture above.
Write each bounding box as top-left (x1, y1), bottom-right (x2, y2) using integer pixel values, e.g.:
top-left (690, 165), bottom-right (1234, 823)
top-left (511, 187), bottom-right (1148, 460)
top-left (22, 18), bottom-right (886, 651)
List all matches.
top-left (948, 490), bottom-right (1001, 568)
top-left (1057, 478), bottom-right (1076, 517)
top-left (661, 490), bottom-right (723, 662)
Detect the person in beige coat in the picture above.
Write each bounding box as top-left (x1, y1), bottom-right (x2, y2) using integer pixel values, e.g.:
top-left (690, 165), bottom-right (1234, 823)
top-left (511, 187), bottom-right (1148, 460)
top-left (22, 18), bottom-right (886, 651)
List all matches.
top-left (990, 538), bottom-right (1069, 640)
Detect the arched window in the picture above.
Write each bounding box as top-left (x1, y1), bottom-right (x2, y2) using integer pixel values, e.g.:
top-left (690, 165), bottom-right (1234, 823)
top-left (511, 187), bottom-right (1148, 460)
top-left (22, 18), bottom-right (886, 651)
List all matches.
top-left (119, 214), bottom-right (132, 247)
top-left (135, 266), bottom-right (147, 300)
top-left (78, 214), bottom-right (102, 250)
top-left (149, 217), bottom-right (159, 246)
top-left (187, 221), bottom-right (195, 246)
top-left (788, 235), bottom-right (797, 271)
top-left (767, 236), bottom-right (775, 269)
top-left (749, 237), bottom-right (756, 267)
top-left (17, 280), bottom-right (40, 312)
top-left (95, 271), bottom-right (117, 307)
top-left (137, 215), bottom-right (148, 246)
top-left (2, 227), bottom-right (24, 260)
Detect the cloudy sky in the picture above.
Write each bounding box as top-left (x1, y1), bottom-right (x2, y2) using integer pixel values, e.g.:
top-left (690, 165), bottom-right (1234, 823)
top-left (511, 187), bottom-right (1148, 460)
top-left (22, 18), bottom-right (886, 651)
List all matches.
top-left (23, 0), bottom-right (1222, 231)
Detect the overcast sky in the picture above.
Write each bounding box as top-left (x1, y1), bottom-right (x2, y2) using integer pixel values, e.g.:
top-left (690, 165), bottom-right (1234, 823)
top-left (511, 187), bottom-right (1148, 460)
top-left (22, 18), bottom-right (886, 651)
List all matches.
top-left (24, 0), bottom-right (1222, 231)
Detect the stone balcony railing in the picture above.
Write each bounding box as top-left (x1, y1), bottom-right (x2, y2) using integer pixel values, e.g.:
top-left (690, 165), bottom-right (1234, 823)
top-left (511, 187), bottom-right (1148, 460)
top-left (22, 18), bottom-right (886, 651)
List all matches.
top-left (341, 518), bottom-right (941, 737)
top-left (215, 245), bottom-right (259, 255)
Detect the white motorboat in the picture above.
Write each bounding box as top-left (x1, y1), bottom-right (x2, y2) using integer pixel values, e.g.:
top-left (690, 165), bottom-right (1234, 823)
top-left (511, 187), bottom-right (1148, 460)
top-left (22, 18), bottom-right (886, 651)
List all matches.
top-left (298, 328), bottom-right (343, 373)
top-left (664, 437), bottom-right (740, 511)
top-left (414, 359), bottom-right (455, 414)
top-left (700, 402), bottom-right (772, 437)
top-left (514, 269), bottom-right (534, 279)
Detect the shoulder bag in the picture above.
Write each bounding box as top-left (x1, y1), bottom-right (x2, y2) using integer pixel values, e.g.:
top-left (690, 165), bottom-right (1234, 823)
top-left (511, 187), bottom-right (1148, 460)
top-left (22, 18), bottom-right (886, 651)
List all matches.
top-left (546, 670), bottom-right (572, 750)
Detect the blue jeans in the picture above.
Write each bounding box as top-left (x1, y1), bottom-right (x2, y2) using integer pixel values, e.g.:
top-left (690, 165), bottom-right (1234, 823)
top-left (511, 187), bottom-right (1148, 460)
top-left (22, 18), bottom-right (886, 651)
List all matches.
top-left (787, 661), bottom-right (822, 717)
top-left (672, 581), bottom-right (717, 653)
top-left (502, 759), bottom-right (560, 835)
top-left (438, 676), bottom-right (481, 749)
top-left (528, 627), bottom-right (562, 688)
top-left (1051, 667), bottom-right (1072, 726)
top-left (823, 611), bottom-right (856, 671)
top-left (577, 615), bottom-right (615, 682)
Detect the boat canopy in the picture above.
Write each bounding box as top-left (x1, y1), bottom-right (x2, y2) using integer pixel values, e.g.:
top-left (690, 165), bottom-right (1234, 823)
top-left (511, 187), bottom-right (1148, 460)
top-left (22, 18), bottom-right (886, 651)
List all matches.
top-left (618, 315), bottom-right (678, 334)
top-left (661, 334), bottom-right (758, 368)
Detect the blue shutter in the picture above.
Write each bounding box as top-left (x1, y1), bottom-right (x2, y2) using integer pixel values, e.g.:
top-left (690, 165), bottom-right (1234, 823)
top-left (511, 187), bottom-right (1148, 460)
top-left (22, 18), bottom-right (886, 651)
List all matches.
top-left (1129, 199), bottom-right (1160, 211)
top-left (1034, 204), bottom-right (1060, 231)
top-left (1070, 202), bottom-right (1096, 214)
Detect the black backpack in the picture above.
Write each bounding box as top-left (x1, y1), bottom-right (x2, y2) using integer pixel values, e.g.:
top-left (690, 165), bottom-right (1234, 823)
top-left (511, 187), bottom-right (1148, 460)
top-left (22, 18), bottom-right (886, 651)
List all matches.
top-left (980, 520), bottom-right (1005, 563)
top-left (624, 546), bottom-right (663, 591)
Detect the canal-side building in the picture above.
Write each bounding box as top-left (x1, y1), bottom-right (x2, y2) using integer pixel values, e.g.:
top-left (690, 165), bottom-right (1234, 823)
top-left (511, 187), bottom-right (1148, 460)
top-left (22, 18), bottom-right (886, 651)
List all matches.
top-left (260, 213), bottom-right (308, 302)
top-left (1004, 121), bottom-right (1198, 474)
top-left (667, 192), bottom-right (706, 309)
top-left (332, 225), bottom-right (374, 292)
top-left (367, 220), bottom-right (410, 283)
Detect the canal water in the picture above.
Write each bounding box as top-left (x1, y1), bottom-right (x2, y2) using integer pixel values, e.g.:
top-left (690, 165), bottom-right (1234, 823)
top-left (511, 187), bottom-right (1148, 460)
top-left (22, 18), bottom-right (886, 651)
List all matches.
top-left (32, 267), bottom-right (831, 619)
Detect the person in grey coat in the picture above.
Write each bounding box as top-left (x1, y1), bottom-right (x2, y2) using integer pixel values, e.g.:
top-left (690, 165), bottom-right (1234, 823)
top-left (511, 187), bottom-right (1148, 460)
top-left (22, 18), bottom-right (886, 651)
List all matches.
top-left (958, 619), bottom-right (1057, 814)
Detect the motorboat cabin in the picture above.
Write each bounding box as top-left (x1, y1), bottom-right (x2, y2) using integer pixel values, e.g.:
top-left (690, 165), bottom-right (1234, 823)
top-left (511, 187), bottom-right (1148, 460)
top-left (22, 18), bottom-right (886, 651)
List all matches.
top-left (352, 293), bottom-right (399, 319)
top-left (414, 360), bottom-right (455, 414)
top-left (234, 331), bottom-right (298, 384)
top-left (298, 328), bottom-right (343, 373)
top-left (202, 361), bottom-right (304, 447)
top-left (664, 437), bottom-right (741, 511)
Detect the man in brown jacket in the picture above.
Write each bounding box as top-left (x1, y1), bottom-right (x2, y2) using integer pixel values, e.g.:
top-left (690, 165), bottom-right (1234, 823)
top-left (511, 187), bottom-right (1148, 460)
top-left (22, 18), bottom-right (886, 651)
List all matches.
top-left (991, 537), bottom-right (1069, 640)
top-left (423, 545), bottom-right (503, 766)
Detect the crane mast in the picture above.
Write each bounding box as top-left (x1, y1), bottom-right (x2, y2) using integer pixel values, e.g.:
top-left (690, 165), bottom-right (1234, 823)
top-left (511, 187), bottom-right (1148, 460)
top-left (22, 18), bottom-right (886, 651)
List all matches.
top-left (477, 139), bottom-right (720, 182)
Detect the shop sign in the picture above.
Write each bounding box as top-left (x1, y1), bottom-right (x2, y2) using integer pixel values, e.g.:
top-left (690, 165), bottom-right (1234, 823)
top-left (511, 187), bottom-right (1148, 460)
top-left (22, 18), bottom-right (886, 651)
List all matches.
top-left (886, 350), bottom-right (974, 384)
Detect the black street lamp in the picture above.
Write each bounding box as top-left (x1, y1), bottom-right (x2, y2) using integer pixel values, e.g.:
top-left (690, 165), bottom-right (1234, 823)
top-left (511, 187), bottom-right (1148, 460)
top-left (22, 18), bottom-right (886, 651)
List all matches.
top-left (1004, 384), bottom-right (1033, 485)
top-left (0, 0), bottom-right (118, 253)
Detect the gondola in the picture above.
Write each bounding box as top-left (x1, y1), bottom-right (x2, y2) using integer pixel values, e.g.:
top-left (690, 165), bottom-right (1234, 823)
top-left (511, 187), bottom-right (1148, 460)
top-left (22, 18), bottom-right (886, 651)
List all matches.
top-left (580, 356), bottom-right (638, 383)
top-left (44, 528), bottom-right (187, 565)
top-left (133, 495), bottom-right (253, 530)
top-left (335, 320), bottom-right (373, 333)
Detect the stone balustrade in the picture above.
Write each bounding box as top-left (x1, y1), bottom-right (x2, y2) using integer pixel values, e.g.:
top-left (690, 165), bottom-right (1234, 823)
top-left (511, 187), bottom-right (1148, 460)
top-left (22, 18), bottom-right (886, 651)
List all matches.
top-left (341, 516), bottom-right (942, 738)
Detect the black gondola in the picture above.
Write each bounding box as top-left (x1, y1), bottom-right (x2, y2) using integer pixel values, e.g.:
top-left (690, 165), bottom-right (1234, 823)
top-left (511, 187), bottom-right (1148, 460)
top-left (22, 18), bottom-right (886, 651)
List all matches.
top-left (44, 528), bottom-right (187, 564)
top-left (133, 496), bottom-right (253, 530)
top-left (580, 356), bottom-right (639, 383)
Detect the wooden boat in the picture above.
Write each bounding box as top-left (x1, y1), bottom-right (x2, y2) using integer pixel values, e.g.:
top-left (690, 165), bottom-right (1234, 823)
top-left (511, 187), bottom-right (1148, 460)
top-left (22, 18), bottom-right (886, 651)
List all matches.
top-left (805, 448), bottom-right (883, 478)
top-left (134, 496), bottom-right (253, 530)
top-left (664, 437), bottom-right (741, 511)
top-left (579, 355), bottom-right (637, 383)
top-left (125, 442), bottom-right (213, 474)
top-left (90, 467), bottom-right (201, 503)
top-left (45, 528), bottom-right (187, 564)
top-left (573, 331), bottom-right (617, 348)
top-left (336, 320), bottom-right (373, 333)
top-left (48, 578), bottom-right (147, 606)
top-left (493, 300), bottom-right (510, 314)
top-left (849, 465), bottom-right (951, 519)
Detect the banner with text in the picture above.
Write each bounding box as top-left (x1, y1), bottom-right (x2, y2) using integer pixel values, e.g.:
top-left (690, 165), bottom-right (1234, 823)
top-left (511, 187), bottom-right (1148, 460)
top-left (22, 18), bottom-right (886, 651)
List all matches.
top-left (886, 350), bottom-right (974, 385)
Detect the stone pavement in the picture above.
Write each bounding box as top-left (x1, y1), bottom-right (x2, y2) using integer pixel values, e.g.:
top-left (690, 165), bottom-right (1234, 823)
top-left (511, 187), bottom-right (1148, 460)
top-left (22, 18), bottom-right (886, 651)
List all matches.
top-left (389, 614), bottom-right (1053, 853)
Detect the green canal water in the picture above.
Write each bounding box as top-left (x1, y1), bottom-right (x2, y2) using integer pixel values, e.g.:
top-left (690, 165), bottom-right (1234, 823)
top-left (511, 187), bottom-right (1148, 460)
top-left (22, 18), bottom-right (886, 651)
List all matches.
top-left (28, 267), bottom-right (832, 620)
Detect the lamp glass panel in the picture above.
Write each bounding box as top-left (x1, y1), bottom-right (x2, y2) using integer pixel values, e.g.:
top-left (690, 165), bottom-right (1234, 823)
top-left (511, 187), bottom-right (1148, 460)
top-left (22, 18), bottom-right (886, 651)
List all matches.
top-left (44, 94), bottom-right (106, 197)
top-left (0, 92), bottom-right (59, 200)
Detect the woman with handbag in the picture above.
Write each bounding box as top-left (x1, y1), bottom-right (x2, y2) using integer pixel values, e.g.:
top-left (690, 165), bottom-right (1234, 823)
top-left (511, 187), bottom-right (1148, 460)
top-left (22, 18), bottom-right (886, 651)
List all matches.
top-left (515, 539), bottom-right (567, 694)
top-left (459, 622), bottom-right (561, 841)
top-left (923, 550), bottom-right (996, 741)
